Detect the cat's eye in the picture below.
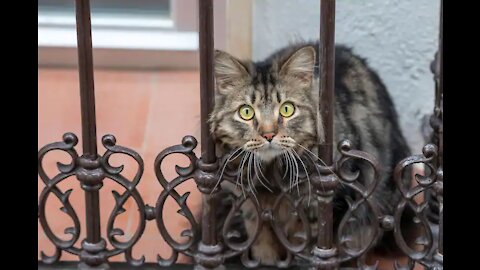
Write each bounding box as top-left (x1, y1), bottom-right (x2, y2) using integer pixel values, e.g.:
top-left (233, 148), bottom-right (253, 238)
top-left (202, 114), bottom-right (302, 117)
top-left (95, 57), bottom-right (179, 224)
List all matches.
top-left (239, 105), bottom-right (255, 120)
top-left (279, 102), bottom-right (295, 118)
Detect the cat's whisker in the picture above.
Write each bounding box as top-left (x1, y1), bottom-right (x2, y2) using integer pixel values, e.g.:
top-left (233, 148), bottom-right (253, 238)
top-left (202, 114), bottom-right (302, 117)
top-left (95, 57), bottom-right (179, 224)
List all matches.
top-left (282, 151), bottom-right (289, 179)
top-left (286, 151), bottom-right (294, 192)
top-left (296, 144), bottom-right (337, 176)
top-left (286, 149), bottom-right (300, 195)
top-left (247, 154), bottom-right (258, 194)
top-left (253, 154), bottom-right (274, 193)
top-left (253, 153), bottom-right (270, 184)
top-left (237, 151), bottom-right (250, 199)
top-left (283, 151), bottom-right (294, 192)
top-left (292, 148), bottom-right (312, 206)
top-left (293, 152), bottom-right (301, 196)
top-left (296, 143), bottom-right (345, 188)
top-left (288, 152), bottom-right (295, 192)
top-left (302, 149), bottom-right (325, 192)
top-left (211, 147), bottom-right (243, 195)
top-left (258, 155), bottom-right (265, 170)
top-left (298, 143), bottom-right (347, 190)
top-left (236, 153), bottom-right (245, 189)
top-left (282, 150), bottom-right (290, 186)
top-left (281, 155), bottom-right (286, 178)
top-left (247, 153), bottom-right (259, 205)
top-left (230, 147), bottom-right (247, 161)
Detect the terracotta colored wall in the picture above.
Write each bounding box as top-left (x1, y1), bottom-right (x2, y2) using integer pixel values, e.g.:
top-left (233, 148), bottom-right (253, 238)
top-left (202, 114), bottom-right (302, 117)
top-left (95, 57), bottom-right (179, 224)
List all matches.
top-left (38, 68), bottom-right (203, 263)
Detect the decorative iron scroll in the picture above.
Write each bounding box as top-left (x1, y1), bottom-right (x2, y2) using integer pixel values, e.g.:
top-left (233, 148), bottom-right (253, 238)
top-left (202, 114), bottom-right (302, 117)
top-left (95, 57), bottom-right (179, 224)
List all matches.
top-left (392, 144), bottom-right (442, 270)
top-left (153, 136), bottom-right (200, 266)
top-left (38, 134), bottom-right (443, 269)
top-left (38, 133), bottom-right (81, 263)
top-left (38, 133), bottom-right (148, 266)
top-left (148, 136), bottom-right (444, 270)
top-left (38, 0), bottom-right (442, 268)
top-left (147, 137), bottom-right (385, 269)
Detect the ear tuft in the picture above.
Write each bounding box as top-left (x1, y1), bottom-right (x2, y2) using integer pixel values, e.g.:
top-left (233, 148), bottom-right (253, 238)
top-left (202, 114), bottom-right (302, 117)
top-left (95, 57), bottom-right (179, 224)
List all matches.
top-left (279, 46), bottom-right (316, 86)
top-left (214, 50), bottom-right (250, 94)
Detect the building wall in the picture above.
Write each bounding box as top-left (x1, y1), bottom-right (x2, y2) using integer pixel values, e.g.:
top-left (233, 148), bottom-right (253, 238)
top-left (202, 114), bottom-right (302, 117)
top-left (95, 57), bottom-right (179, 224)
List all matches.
top-left (252, 0), bottom-right (440, 152)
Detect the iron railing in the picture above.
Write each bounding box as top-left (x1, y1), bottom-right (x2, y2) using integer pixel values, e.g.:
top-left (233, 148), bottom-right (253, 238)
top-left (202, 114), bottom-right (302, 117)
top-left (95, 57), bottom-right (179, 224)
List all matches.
top-left (38, 0), bottom-right (443, 269)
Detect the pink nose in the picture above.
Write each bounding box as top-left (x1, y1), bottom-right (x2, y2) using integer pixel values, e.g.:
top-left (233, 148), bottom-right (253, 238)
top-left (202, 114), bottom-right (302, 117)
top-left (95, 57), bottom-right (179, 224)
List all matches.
top-left (262, 133), bottom-right (276, 142)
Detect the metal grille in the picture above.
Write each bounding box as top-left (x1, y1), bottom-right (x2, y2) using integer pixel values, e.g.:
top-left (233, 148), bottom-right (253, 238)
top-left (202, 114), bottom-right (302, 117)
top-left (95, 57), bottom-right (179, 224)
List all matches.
top-left (37, 0), bottom-right (443, 269)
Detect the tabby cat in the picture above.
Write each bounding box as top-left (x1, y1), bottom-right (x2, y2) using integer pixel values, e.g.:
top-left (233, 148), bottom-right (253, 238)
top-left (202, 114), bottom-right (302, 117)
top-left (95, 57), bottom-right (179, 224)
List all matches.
top-left (209, 42), bottom-right (412, 265)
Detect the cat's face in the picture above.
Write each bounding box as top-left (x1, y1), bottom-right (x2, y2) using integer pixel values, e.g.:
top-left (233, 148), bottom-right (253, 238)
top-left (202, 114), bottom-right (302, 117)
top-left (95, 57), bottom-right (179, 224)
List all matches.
top-left (210, 46), bottom-right (323, 163)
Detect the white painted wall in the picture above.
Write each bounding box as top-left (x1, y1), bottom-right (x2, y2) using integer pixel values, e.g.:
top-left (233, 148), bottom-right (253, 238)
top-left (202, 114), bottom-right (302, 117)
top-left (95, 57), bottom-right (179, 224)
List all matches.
top-left (252, 0), bottom-right (440, 152)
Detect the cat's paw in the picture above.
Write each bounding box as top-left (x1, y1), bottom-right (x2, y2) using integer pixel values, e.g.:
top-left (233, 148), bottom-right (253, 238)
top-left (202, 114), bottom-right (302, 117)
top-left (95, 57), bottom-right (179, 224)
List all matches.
top-left (251, 244), bottom-right (280, 266)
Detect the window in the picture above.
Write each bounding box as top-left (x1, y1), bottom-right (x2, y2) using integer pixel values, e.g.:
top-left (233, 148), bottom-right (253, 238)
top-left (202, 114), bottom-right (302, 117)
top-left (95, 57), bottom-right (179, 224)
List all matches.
top-left (38, 0), bottom-right (202, 69)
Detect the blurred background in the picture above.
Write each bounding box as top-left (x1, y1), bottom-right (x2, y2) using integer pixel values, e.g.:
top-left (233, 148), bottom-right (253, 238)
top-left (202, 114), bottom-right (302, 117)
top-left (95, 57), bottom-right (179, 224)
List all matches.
top-left (38, 0), bottom-right (439, 266)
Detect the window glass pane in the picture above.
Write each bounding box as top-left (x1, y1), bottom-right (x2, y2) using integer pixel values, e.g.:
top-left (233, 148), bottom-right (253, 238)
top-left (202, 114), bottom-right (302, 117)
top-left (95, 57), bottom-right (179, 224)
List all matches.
top-left (39, 0), bottom-right (171, 17)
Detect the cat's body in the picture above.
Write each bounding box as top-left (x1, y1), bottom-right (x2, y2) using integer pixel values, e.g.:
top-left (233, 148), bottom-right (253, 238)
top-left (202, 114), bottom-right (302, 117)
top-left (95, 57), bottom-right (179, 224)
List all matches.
top-left (209, 42), bottom-right (412, 265)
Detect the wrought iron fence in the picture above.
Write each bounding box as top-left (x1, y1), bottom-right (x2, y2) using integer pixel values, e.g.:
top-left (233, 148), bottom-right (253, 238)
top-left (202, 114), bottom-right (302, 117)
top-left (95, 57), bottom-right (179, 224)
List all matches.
top-left (38, 0), bottom-right (443, 269)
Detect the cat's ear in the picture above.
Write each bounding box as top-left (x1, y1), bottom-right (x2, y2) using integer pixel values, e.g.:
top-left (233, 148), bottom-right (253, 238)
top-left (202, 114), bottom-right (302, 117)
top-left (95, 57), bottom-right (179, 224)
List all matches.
top-left (214, 50), bottom-right (250, 94)
top-left (279, 46), bottom-right (316, 87)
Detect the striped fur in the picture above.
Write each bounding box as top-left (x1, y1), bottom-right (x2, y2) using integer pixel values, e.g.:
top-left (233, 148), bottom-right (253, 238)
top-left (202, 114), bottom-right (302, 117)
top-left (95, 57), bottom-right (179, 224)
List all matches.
top-left (209, 42), bottom-right (412, 265)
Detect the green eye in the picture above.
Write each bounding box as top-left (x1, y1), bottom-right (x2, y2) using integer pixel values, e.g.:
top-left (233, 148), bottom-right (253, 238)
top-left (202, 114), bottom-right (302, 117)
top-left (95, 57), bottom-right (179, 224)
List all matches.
top-left (239, 105), bottom-right (255, 120)
top-left (280, 102), bottom-right (295, 118)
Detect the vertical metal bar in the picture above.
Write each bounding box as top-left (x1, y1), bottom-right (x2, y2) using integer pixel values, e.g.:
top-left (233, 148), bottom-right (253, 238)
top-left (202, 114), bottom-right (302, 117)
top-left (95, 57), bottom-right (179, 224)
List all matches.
top-left (317, 199), bottom-right (333, 250)
top-left (201, 195), bottom-right (217, 246)
top-left (438, 200), bottom-right (443, 255)
top-left (75, 0), bottom-right (102, 246)
top-left (84, 192), bottom-right (101, 244)
top-left (194, 1), bottom-right (224, 269)
top-left (437, 0), bottom-right (443, 257)
top-left (318, 0), bottom-right (336, 165)
top-left (437, 0), bottom-right (443, 168)
top-left (318, 0), bottom-right (336, 250)
top-left (199, 0), bottom-right (216, 164)
top-left (311, 1), bottom-right (338, 270)
top-left (198, 0), bottom-right (217, 247)
top-left (75, 0), bottom-right (98, 158)
top-left (74, 2), bottom-right (108, 269)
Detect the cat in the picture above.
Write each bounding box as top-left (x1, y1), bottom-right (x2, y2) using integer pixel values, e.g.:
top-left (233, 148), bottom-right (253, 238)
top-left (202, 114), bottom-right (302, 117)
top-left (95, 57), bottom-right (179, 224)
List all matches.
top-left (208, 41), bottom-right (413, 266)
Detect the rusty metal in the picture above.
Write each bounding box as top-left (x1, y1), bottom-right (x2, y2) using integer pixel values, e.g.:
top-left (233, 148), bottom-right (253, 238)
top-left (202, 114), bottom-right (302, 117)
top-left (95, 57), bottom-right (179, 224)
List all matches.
top-left (194, 1), bottom-right (224, 269)
top-left (38, 134), bottom-right (148, 269)
top-left (202, 139), bottom-right (384, 269)
top-left (38, 133), bottom-right (81, 264)
top-left (318, 0), bottom-right (336, 165)
top-left (154, 136), bottom-right (200, 266)
top-left (75, 0), bottom-right (98, 158)
top-left (392, 144), bottom-right (439, 269)
top-left (198, 0), bottom-right (216, 164)
top-left (38, 0), bottom-right (443, 269)
top-left (74, 0), bottom-right (105, 268)
top-left (38, 1), bottom-right (149, 269)
top-left (312, 1), bottom-right (338, 269)
top-left (334, 141), bottom-right (383, 264)
top-left (432, 0), bottom-right (443, 265)
top-left (436, 0), bottom-right (443, 260)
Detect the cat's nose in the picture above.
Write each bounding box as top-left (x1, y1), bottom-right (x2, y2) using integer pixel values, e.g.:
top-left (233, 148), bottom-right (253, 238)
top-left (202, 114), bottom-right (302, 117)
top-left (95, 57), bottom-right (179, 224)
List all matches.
top-left (262, 132), bottom-right (276, 142)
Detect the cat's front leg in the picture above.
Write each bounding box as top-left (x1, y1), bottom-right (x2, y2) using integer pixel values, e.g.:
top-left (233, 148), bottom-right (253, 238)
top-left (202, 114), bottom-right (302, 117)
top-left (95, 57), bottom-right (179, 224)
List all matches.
top-left (242, 200), bottom-right (286, 266)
